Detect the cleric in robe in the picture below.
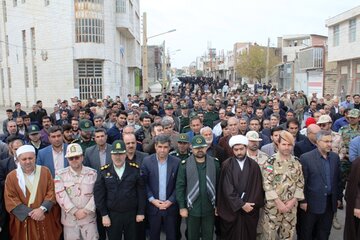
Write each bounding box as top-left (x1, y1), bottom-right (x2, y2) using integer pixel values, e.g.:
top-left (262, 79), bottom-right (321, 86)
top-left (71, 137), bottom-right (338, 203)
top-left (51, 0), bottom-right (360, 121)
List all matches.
top-left (4, 145), bottom-right (62, 240)
top-left (217, 135), bottom-right (264, 240)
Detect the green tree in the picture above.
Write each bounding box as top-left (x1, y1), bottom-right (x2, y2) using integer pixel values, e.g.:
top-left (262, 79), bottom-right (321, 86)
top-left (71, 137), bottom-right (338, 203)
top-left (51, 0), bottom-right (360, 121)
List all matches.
top-left (236, 45), bottom-right (279, 83)
top-left (195, 70), bottom-right (203, 77)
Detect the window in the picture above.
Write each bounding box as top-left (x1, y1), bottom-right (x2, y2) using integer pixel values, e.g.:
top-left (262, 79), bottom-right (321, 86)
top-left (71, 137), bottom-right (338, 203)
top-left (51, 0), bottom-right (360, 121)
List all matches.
top-left (22, 30), bottom-right (29, 88)
top-left (116, 0), bottom-right (126, 13)
top-left (44, 0), bottom-right (49, 6)
top-left (0, 68), bottom-right (4, 89)
top-left (75, 18), bottom-right (104, 43)
top-left (5, 35), bottom-right (9, 56)
top-left (21, 0), bottom-right (25, 3)
top-left (3, 1), bottom-right (7, 22)
top-left (75, 0), bottom-right (104, 43)
top-left (78, 60), bottom-right (103, 100)
top-left (333, 25), bottom-right (339, 46)
top-left (31, 28), bottom-right (38, 87)
top-left (13, 0), bottom-right (17, 7)
top-left (7, 67), bottom-right (11, 88)
top-left (349, 19), bottom-right (356, 43)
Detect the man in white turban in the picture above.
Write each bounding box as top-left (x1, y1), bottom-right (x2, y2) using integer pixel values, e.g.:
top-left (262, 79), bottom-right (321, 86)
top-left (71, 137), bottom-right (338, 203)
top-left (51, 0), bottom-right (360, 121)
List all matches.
top-left (4, 145), bottom-right (62, 240)
top-left (217, 135), bottom-right (265, 240)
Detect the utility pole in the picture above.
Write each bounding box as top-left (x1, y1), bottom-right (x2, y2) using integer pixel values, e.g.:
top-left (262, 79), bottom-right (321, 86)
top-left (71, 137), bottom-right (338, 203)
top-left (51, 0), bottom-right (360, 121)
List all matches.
top-left (142, 12), bottom-right (148, 93)
top-left (162, 41), bottom-right (167, 89)
top-left (265, 37), bottom-right (270, 84)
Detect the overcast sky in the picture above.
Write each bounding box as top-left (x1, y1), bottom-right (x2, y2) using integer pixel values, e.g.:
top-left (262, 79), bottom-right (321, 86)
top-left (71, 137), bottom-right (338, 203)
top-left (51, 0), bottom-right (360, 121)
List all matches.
top-left (141, 0), bottom-right (359, 68)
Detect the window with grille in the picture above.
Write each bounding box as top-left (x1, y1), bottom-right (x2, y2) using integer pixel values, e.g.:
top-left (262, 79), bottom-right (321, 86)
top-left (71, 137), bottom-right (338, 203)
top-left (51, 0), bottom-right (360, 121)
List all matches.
top-left (333, 25), bottom-right (339, 46)
top-left (75, 0), bottom-right (104, 43)
top-left (78, 60), bottom-right (103, 100)
top-left (31, 28), bottom-right (38, 87)
top-left (349, 19), bottom-right (356, 43)
top-left (116, 0), bottom-right (126, 13)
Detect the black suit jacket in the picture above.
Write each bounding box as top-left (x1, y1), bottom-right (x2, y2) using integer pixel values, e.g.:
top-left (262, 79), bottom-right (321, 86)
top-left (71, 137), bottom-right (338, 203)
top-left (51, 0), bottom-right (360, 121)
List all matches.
top-left (294, 137), bottom-right (317, 158)
top-left (300, 149), bottom-right (342, 214)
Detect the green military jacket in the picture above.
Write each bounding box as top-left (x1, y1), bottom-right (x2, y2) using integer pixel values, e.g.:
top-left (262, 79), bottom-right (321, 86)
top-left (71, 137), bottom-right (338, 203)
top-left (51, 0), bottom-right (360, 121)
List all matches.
top-left (176, 155), bottom-right (220, 217)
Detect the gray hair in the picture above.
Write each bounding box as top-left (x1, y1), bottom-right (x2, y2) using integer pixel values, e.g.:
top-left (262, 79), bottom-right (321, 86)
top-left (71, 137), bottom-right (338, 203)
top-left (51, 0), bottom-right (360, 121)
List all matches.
top-left (200, 126), bottom-right (212, 135)
top-left (154, 134), bottom-right (171, 146)
top-left (161, 116), bottom-right (174, 126)
top-left (316, 130), bottom-right (332, 142)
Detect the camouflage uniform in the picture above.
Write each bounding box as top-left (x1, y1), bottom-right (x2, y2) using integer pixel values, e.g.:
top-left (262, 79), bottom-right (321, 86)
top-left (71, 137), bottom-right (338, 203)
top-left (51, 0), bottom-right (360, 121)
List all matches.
top-left (260, 153), bottom-right (304, 240)
top-left (247, 150), bottom-right (269, 170)
top-left (293, 96), bottom-right (306, 124)
top-left (338, 124), bottom-right (360, 193)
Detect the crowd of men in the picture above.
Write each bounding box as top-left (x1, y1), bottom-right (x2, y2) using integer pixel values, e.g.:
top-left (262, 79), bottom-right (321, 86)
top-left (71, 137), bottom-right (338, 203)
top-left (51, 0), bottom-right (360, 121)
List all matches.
top-left (0, 86), bottom-right (360, 240)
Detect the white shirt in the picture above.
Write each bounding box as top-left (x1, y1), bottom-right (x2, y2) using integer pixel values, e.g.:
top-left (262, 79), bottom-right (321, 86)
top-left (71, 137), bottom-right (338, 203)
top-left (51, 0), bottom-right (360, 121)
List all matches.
top-left (237, 158), bottom-right (246, 171)
top-left (52, 146), bottom-right (64, 171)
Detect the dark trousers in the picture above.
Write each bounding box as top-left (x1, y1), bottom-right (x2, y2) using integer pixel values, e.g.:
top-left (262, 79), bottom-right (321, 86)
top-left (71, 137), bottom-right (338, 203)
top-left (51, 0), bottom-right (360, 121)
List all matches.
top-left (300, 196), bottom-right (334, 240)
top-left (187, 215), bottom-right (215, 240)
top-left (108, 210), bottom-right (137, 240)
top-left (96, 210), bottom-right (107, 240)
top-left (148, 214), bottom-right (177, 240)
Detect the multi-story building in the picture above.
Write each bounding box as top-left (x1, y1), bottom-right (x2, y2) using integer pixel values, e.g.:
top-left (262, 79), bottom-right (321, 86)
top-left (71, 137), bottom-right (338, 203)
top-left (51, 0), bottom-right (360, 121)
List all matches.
top-left (326, 5), bottom-right (360, 96)
top-left (277, 34), bottom-right (327, 94)
top-left (0, 0), bottom-right (141, 107)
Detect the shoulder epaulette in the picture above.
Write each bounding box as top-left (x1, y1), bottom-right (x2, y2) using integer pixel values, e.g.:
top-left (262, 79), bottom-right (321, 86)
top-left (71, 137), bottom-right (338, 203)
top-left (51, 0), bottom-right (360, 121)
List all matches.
top-left (101, 164), bottom-right (110, 171)
top-left (169, 150), bottom-right (177, 155)
top-left (267, 155), bottom-right (276, 165)
top-left (129, 162), bottom-right (139, 168)
top-left (181, 160), bottom-right (186, 164)
top-left (214, 158), bottom-right (219, 162)
top-left (56, 167), bottom-right (68, 175)
top-left (71, 139), bottom-right (78, 144)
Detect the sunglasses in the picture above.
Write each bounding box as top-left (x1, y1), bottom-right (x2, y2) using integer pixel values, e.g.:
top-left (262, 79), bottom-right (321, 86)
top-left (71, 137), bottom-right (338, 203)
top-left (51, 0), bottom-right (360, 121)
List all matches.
top-left (68, 156), bottom-right (81, 161)
top-left (318, 123), bottom-right (330, 127)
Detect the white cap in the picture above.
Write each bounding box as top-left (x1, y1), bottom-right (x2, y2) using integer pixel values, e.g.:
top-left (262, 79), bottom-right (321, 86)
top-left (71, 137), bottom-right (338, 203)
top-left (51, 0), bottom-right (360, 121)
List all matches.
top-left (229, 135), bottom-right (248, 148)
top-left (16, 145), bottom-right (36, 157)
top-left (246, 131), bottom-right (262, 141)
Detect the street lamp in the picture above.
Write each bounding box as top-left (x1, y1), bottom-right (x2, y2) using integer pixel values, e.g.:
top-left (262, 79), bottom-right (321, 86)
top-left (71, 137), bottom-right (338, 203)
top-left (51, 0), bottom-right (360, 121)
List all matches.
top-left (142, 12), bottom-right (176, 93)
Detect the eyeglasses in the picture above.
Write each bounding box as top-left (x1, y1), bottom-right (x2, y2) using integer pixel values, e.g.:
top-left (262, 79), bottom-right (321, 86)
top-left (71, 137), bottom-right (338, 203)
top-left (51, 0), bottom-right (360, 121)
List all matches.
top-left (68, 156), bottom-right (81, 161)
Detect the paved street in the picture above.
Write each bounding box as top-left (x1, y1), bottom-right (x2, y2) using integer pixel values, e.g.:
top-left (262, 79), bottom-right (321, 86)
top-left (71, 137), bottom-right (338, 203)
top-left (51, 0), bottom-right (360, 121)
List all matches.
top-left (0, 107), bottom-right (346, 239)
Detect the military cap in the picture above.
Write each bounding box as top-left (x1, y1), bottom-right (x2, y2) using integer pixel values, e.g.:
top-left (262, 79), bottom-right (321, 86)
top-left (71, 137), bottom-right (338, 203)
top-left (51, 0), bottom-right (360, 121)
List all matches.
top-left (189, 111), bottom-right (198, 118)
top-left (65, 143), bottom-right (83, 158)
top-left (348, 109), bottom-right (360, 118)
top-left (191, 135), bottom-right (208, 149)
top-left (246, 131), bottom-right (262, 141)
top-left (180, 104), bottom-right (189, 109)
top-left (165, 103), bottom-right (174, 110)
top-left (79, 119), bottom-right (94, 131)
top-left (28, 125), bottom-right (40, 135)
top-left (207, 99), bottom-right (215, 105)
top-left (111, 140), bottom-right (126, 154)
top-left (317, 115), bottom-right (332, 124)
top-left (177, 133), bottom-right (190, 143)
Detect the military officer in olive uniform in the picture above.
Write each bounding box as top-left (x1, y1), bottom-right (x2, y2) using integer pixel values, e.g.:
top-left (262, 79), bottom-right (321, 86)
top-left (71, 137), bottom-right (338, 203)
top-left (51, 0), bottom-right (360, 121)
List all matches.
top-left (94, 140), bottom-right (146, 240)
top-left (179, 104), bottom-right (190, 133)
top-left (176, 135), bottom-right (220, 240)
top-left (181, 112), bottom-right (198, 133)
top-left (170, 133), bottom-right (192, 161)
top-left (338, 109), bottom-right (360, 208)
top-left (203, 100), bottom-right (219, 128)
top-left (72, 119), bottom-right (96, 153)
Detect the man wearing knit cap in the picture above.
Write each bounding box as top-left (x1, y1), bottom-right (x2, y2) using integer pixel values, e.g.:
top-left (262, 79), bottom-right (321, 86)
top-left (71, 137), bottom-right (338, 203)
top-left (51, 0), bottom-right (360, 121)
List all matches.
top-left (4, 145), bottom-right (62, 240)
top-left (176, 135), bottom-right (220, 239)
top-left (261, 131), bottom-right (304, 240)
top-left (217, 135), bottom-right (264, 240)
